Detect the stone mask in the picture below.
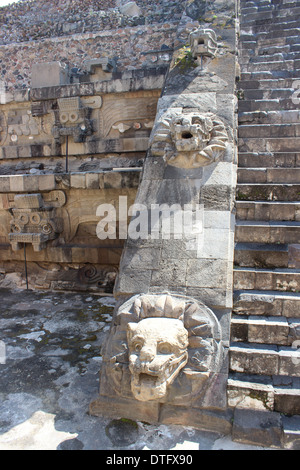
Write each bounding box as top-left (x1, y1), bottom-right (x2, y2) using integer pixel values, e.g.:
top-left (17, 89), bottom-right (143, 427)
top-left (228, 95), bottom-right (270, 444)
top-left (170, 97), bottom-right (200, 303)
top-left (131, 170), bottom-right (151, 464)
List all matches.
top-left (127, 317), bottom-right (189, 402)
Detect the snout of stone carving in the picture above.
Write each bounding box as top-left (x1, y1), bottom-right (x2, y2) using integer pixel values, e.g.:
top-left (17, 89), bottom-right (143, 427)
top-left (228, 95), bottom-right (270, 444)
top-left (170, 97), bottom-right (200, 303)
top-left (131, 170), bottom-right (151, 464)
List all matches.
top-left (127, 317), bottom-right (189, 401)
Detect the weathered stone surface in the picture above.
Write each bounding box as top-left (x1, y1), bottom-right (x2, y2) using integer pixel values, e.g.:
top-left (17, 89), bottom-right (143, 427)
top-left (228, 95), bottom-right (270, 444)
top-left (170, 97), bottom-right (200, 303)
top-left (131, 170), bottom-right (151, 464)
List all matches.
top-left (31, 62), bottom-right (70, 89)
top-left (99, 293), bottom-right (225, 409)
top-left (232, 408), bottom-right (282, 448)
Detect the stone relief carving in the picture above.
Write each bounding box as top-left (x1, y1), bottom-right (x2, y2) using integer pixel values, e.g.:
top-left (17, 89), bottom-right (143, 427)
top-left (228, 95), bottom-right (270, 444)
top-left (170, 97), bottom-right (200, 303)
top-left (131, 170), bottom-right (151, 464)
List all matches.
top-left (99, 93), bottom-right (158, 138)
top-left (102, 293), bottom-right (223, 405)
top-left (7, 109), bottom-right (40, 143)
top-left (77, 264), bottom-right (118, 293)
top-left (8, 191), bottom-right (66, 252)
top-left (52, 97), bottom-right (94, 143)
top-left (150, 111), bottom-right (228, 168)
top-left (189, 28), bottom-right (218, 61)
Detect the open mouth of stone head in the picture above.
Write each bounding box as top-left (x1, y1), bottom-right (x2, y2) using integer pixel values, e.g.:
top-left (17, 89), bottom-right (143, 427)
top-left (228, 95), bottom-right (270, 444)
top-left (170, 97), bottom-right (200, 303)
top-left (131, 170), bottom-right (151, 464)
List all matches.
top-left (138, 372), bottom-right (160, 386)
top-left (135, 361), bottom-right (182, 388)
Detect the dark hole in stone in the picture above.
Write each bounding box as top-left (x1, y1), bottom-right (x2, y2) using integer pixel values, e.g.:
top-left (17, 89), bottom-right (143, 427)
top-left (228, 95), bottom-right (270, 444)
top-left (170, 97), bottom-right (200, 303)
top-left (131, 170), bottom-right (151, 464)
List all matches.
top-left (182, 132), bottom-right (193, 139)
top-left (198, 39), bottom-right (205, 44)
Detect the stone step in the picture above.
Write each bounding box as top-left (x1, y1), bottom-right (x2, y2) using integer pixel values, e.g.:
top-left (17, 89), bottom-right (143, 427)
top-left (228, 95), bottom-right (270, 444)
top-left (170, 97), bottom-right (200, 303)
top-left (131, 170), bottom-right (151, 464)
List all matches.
top-left (229, 342), bottom-right (300, 377)
top-left (241, 69), bottom-right (300, 81)
top-left (241, 11), bottom-right (276, 24)
top-left (239, 53), bottom-right (284, 65)
top-left (237, 167), bottom-right (300, 184)
top-left (228, 373), bottom-right (300, 415)
top-left (241, 88), bottom-right (295, 100)
top-left (242, 21), bottom-right (300, 34)
top-left (241, 59), bottom-right (295, 72)
top-left (237, 153), bottom-right (300, 169)
top-left (233, 266), bottom-right (300, 292)
top-left (236, 183), bottom-right (300, 201)
top-left (290, 43), bottom-right (300, 52)
top-left (238, 123), bottom-right (300, 139)
top-left (250, 28), bottom-right (300, 40)
top-left (239, 137), bottom-right (300, 153)
top-left (235, 220), bottom-right (300, 244)
top-left (234, 243), bottom-right (289, 269)
top-left (233, 290), bottom-right (300, 317)
top-left (238, 110), bottom-right (300, 126)
top-left (238, 78), bottom-right (297, 90)
top-left (240, 35), bottom-right (300, 50)
top-left (257, 45), bottom-right (291, 56)
top-left (240, 51), bottom-right (300, 63)
top-left (241, 5), bottom-right (300, 16)
top-left (230, 314), bottom-right (299, 346)
top-left (236, 201), bottom-right (300, 221)
top-left (238, 98), bottom-right (297, 113)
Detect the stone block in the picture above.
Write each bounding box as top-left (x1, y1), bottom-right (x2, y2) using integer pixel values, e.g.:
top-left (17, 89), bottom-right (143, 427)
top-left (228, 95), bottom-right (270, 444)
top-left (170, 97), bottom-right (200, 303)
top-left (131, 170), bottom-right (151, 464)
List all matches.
top-left (70, 173), bottom-right (86, 189)
top-left (0, 176), bottom-right (10, 193)
top-left (23, 175), bottom-right (39, 192)
top-left (89, 395), bottom-right (160, 423)
top-left (282, 298), bottom-right (300, 318)
top-left (278, 347), bottom-right (300, 376)
top-left (233, 291), bottom-right (284, 316)
top-left (233, 269), bottom-right (255, 290)
top-left (150, 258), bottom-right (187, 287)
top-left (119, 1), bottom-right (142, 17)
top-left (38, 174), bottom-right (56, 192)
top-left (142, 156), bottom-right (166, 180)
top-left (230, 318), bottom-right (249, 342)
top-left (202, 162), bottom-right (236, 186)
top-left (3, 146), bottom-right (18, 159)
top-left (274, 389), bottom-right (300, 416)
top-left (200, 185), bottom-right (234, 211)
top-left (186, 258), bottom-right (230, 289)
top-left (119, 247), bottom-right (161, 271)
top-left (288, 244), bottom-right (300, 268)
top-left (230, 344), bottom-right (279, 375)
top-left (200, 229), bottom-right (234, 260)
top-left (232, 408), bottom-right (282, 448)
top-left (186, 287), bottom-right (232, 309)
top-left (103, 172), bottom-right (123, 189)
top-left (160, 405), bottom-right (233, 434)
top-left (227, 379), bottom-right (275, 411)
top-left (248, 316), bottom-right (289, 345)
top-left (10, 176), bottom-right (24, 192)
top-left (115, 269), bottom-right (152, 296)
top-left (282, 416), bottom-right (300, 450)
top-left (31, 61), bottom-right (69, 88)
top-left (85, 173), bottom-right (100, 189)
top-left (18, 146), bottom-right (32, 158)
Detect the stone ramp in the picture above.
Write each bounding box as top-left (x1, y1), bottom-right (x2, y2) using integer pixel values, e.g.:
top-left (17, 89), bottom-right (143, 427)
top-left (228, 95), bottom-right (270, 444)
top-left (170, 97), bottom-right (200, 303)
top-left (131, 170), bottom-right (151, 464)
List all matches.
top-left (230, 0), bottom-right (300, 421)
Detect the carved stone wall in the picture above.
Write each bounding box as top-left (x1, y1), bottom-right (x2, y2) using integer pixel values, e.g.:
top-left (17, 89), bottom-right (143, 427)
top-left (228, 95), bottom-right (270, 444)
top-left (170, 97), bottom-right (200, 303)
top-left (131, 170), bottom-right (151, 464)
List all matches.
top-left (0, 171), bottom-right (139, 292)
top-left (0, 73), bottom-right (164, 174)
top-left (91, 0), bottom-right (238, 429)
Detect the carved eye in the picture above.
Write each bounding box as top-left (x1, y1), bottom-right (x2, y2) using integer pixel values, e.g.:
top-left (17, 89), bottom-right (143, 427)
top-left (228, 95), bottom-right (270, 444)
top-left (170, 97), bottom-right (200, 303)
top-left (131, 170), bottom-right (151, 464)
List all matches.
top-left (158, 343), bottom-right (171, 354)
top-left (133, 343), bottom-right (143, 353)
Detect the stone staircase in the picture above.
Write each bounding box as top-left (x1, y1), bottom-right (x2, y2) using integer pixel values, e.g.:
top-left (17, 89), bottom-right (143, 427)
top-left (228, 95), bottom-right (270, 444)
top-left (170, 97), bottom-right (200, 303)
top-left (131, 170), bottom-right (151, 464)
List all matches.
top-left (229, 0), bottom-right (300, 416)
